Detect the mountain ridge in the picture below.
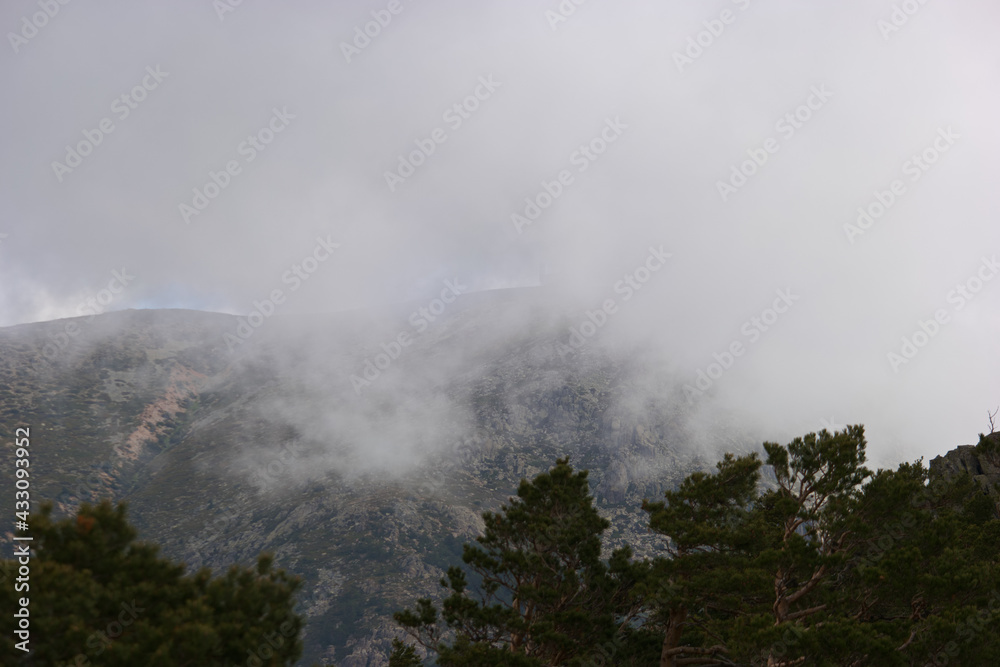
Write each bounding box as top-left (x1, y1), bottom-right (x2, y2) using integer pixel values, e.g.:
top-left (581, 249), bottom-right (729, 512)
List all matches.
top-left (0, 304), bottom-right (993, 665)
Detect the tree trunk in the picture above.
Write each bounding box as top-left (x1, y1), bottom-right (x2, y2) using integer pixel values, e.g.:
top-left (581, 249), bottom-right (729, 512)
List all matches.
top-left (660, 606), bottom-right (686, 667)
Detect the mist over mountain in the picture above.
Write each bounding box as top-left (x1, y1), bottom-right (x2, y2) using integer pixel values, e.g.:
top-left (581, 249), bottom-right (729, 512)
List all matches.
top-left (0, 298), bottom-right (727, 664)
top-left (2, 1), bottom-right (1000, 664)
top-left (2, 1), bottom-right (999, 470)
top-left (0, 297), bottom-right (995, 664)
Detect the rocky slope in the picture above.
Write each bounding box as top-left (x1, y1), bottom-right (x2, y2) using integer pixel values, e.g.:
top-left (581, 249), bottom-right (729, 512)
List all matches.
top-left (0, 290), bottom-right (729, 665)
top-left (3, 292), bottom-right (992, 665)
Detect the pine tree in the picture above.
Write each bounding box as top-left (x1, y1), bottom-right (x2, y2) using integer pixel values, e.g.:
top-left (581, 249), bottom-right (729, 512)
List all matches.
top-left (0, 499), bottom-right (306, 666)
top-left (640, 425), bottom-right (1000, 666)
top-left (393, 457), bottom-right (643, 666)
top-left (392, 426), bottom-right (1000, 666)
top-left (388, 637), bottom-right (423, 666)
top-left (640, 450), bottom-right (768, 666)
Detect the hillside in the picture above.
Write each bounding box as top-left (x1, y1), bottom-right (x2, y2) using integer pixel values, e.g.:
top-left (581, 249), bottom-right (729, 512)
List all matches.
top-left (0, 290), bottom-right (723, 665)
top-left (2, 292), bottom-right (995, 664)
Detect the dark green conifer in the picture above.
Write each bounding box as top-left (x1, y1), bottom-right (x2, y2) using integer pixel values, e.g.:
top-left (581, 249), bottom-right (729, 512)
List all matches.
top-left (0, 500), bottom-right (305, 666)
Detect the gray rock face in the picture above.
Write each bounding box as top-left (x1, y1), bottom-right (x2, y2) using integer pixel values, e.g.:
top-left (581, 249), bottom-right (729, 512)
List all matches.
top-left (0, 295), bottom-right (720, 666)
top-left (928, 432), bottom-right (1000, 508)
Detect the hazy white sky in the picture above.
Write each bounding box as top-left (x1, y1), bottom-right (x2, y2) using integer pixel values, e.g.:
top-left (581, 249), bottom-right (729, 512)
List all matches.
top-left (1, 0), bottom-right (998, 463)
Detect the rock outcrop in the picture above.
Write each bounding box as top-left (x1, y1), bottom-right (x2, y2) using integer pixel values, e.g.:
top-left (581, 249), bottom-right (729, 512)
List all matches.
top-left (928, 431), bottom-right (1000, 509)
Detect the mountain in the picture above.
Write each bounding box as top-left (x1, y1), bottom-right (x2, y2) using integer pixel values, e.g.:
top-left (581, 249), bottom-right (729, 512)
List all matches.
top-left (0, 289), bottom-right (728, 665)
top-left (2, 291), bottom-right (994, 665)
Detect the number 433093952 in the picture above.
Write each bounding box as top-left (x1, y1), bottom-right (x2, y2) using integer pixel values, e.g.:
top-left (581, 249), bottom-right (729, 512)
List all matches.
top-left (14, 427), bottom-right (30, 526)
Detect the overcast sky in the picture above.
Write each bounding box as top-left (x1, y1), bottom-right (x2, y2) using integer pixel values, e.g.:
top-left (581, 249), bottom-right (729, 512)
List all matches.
top-left (1, 0), bottom-right (998, 464)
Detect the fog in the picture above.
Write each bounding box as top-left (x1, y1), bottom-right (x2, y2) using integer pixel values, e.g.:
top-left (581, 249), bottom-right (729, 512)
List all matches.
top-left (2, 0), bottom-right (999, 467)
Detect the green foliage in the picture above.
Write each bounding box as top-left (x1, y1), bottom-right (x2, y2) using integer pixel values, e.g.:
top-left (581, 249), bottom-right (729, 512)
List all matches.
top-left (394, 426), bottom-right (1000, 666)
top-left (640, 451), bottom-right (765, 664)
top-left (394, 457), bottom-right (643, 666)
top-left (641, 425), bottom-right (1000, 666)
top-left (388, 638), bottom-right (423, 666)
top-left (0, 500), bottom-right (306, 666)
top-left (977, 429), bottom-right (1000, 455)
